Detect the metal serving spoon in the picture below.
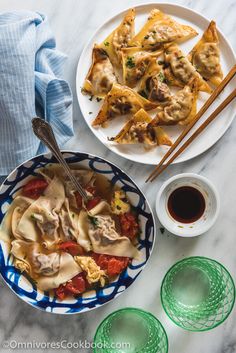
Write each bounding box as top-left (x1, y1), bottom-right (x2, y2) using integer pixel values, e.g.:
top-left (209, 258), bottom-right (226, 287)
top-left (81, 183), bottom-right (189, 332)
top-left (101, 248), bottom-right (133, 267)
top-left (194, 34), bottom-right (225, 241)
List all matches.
top-left (32, 117), bottom-right (88, 201)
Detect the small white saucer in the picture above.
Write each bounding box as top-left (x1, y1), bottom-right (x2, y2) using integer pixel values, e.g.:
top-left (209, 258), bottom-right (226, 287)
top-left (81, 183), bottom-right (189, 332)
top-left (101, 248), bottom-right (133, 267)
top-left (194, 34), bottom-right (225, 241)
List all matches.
top-left (156, 173), bottom-right (220, 237)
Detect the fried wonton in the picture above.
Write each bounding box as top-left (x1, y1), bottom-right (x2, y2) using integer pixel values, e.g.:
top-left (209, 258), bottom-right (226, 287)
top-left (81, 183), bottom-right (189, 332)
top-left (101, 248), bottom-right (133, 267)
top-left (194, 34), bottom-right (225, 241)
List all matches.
top-left (138, 59), bottom-right (171, 104)
top-left (100, 8), bottom-right (135, 69)
top-left (92, 83), bottom-right (157, 126)
top-left (110, 108), bottom-right (172, 146)
top-left (188, 21), bottom-right (223, 86)
top-left (129, 9), bottom-right (197, 50)
top-left (154, 78), bottom-right (199, 125)
top-left (121, 47), bottom-right (162, 87)
top-left (164, 43), bottom-right (212, 93)
top-left (83, 45), bottom-right (118, 97)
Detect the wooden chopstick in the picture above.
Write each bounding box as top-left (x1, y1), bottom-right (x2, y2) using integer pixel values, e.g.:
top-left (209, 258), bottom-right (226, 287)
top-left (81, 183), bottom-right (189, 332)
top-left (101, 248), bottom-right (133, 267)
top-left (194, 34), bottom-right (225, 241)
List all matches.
top-left (146, 64), bottom-right (236, 182)
top-left (148, 88), bottom-right (236, 182)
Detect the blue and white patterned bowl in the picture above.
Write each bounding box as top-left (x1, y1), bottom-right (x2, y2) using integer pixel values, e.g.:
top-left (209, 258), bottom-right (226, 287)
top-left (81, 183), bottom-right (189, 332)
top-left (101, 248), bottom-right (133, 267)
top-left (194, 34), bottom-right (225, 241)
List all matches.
top-left (0, 152), bottom-right (155, 314)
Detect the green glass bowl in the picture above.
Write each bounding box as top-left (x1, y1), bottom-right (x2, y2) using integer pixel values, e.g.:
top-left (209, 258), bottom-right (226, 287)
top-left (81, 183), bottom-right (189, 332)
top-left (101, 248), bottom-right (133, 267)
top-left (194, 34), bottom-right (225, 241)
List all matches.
top-left (93, 307), bottom-right (168, 353)
top-left (161, 256), bottom-right (235, 331)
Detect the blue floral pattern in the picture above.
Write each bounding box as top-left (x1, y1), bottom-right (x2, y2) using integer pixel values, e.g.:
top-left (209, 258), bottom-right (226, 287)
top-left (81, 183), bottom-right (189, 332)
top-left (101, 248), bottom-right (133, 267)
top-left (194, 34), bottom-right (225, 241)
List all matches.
top-left (0, 152), bottom-right (155, 314)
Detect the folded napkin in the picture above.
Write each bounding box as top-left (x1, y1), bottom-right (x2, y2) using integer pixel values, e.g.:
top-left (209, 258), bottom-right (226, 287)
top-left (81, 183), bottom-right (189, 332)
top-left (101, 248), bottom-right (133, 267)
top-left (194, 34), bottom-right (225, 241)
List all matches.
top-left (0, 11), bottom-right (73, 175)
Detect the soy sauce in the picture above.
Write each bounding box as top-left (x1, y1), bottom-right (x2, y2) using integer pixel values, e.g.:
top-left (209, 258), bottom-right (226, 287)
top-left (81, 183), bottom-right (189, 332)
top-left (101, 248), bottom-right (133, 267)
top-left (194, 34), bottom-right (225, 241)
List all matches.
top-left (167, 186), bottom-right (205, 223)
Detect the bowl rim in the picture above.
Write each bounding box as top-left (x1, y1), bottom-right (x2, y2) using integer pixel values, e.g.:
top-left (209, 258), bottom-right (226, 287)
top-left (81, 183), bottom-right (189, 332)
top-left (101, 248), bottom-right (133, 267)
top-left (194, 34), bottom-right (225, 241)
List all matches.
top-left (0, 150), bottom-right (156, 315)
top-left (160, 256), bottom-right (236, 331)
top-left (93, 306), bottom-right (169, 353)
top-left (155, 173), bottom-right (220, 237)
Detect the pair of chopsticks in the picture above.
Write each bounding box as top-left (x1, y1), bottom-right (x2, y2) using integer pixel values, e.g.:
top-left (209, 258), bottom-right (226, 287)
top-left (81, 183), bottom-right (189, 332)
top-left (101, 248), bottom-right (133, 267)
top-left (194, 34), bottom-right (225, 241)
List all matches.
top-left (146, 65), bottom-right (236, 183)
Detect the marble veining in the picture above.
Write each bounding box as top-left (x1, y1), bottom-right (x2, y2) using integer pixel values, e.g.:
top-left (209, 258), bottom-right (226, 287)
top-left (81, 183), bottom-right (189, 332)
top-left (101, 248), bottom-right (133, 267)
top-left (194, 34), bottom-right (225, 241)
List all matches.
top-left (0, 0), bottom-right (236, 352)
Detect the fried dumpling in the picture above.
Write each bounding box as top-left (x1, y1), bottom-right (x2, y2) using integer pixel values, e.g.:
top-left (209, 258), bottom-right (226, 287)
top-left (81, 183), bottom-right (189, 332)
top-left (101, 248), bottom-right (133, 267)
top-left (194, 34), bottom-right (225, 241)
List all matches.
top-left (110, 108), bottom-right (172, 146)
top-left (164, 43), bottom-right (212, 93)
top-left (92, 83), bottom-right (157, 126)
top-left (129, 9), bottom-right (197, 50)
top-left (82, 45), bottom-right (117, 97)
top-left (138, 59), bottom-right (171, 104)
top-left (155, 78), bottom-right (199, 125)
top-left (121, 47), bottom-right (162, 87)
top-left (101, 8), bottom-right (135, 68)
top-left (188, 21), bottom-right (223, 86)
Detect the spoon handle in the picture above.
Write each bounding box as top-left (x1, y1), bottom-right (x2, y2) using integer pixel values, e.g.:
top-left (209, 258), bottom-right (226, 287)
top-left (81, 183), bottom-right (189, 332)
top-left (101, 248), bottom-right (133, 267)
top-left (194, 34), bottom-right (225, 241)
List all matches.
top-left (32, 118), bottom-right (88, 201)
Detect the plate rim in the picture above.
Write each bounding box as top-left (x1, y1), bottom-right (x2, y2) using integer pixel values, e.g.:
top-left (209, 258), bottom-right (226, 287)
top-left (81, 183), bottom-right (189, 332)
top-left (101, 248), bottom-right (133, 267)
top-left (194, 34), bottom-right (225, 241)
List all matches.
top-left (76, 2), bottom-right (236, 165)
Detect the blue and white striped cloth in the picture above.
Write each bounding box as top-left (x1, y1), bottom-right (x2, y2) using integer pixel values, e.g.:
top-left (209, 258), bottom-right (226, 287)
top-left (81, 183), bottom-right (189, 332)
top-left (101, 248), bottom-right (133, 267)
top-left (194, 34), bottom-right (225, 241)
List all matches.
top-left (0, 11), bottom-right (73, 175)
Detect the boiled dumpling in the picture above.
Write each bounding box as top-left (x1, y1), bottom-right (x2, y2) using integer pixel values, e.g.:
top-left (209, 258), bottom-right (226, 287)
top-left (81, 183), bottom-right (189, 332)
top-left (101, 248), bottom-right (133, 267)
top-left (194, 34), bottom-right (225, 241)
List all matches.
top-left (129, 9), bottom-right (197, 50)
top-left (16, 176), bottom-right (65, 244)
top-left (0, 196), bottom-right (33, 242)
top-left (31, 251), bottom-right (60, 276)
top-left (83, 45), bottom-right (117, 97)
top-left (11, 239), bottom-right (60, 277)
top-left (36, 252), bottom-right (82, 291)
top-left (11, 239), bottom-right (38, 276)
top-left (87, 214), bottom-right (139, 258)
top-left (188, 21), bottom-right (223, 86)
top-left (164, 43), bottom-right (212, 93)
top-left (110, 108), bottom-right (172, 146)
top-left (59, 199), bottom-right (80, 241)
top-left (121, 47), bottom-right (162, 87)
top-left (92, 83), bottom-right (157, 126)
top-left (154, 78), bottom-right (199, 125)
top-left (101, 8), bottom-right (135, 68)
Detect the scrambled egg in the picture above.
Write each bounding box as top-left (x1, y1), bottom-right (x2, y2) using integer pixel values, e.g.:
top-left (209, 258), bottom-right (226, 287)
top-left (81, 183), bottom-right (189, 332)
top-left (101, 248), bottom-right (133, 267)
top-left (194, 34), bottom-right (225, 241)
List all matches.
top-left (111, 190), bottom-right (130, 215)
top-left (15, 259), bottom-right (30, 274)
top-left (75, 256), bottom-right (107, 287)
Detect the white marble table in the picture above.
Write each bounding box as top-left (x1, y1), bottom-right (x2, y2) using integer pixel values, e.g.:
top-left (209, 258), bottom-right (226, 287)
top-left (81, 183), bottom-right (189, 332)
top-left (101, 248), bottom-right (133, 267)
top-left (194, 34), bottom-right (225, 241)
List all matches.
top-left (0, 0), bottom-right (236, 352)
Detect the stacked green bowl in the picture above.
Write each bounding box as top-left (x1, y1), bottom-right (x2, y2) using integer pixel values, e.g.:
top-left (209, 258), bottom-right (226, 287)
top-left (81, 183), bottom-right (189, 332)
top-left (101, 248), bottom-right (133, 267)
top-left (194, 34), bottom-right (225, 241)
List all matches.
top-left (94, 307), bottom-right (168, 353)
top-left (161, 256), bottom-right (235, 331)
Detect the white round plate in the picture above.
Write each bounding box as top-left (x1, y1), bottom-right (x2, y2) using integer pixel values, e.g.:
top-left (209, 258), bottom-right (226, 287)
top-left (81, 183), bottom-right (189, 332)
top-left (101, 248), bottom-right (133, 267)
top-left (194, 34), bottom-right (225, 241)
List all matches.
top-left (76, 3), bottom-right (236, 165)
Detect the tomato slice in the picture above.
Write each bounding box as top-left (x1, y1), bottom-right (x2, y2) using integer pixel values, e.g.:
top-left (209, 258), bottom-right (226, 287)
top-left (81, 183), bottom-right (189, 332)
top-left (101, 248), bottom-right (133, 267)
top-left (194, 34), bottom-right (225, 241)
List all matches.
top-left (92, 254), bottom-right (110, 270)
top-left (107, 258), bottom-right (127, 276)
top-left (86, 197), bottom-right (101, 210)
top-left (75, 192), bottom-right (83, 208)
top-left (75, 187), bottom-right (96, 209)
top-left (65, 282), bottom-right (81, 295)
top-left (55, 284), bottom-right (66, 301)
top-left (86, 185), bottom-right (96, 196)
top-left (55, 273), bottom-right (87, 300)
top-left (93, 253), bottom-right (130, 277)
top-left (119, 212), bottom-right (139, 240)
top-left (72, 273), bottom-right (87, 291)
top-left (65, 273), bottom-right (87, 295)
top-left (22, 178), bottom-right (48, 199)
top-left (58, 241), bottom-right (84, 256)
